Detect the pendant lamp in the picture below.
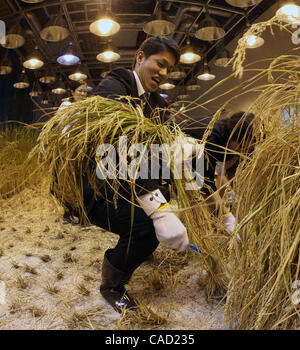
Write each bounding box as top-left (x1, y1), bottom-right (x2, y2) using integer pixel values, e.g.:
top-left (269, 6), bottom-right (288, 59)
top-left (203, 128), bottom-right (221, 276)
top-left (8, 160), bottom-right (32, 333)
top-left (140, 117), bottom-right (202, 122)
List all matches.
top-left (57, 42), bottom-right (80, 65)
top-left (197, 61), bottom-right (216, 81)
top-left (195, 4), bottom-right (225, 41)
top-left (23, 47), bottom-right (44, 69)
top-left (276, 2), bottom-right (300, 24)
top-left (186, 77), bottom-right (201, 91)
top-left (52, 77), bottom-right (66, 94)
top-left (89, 10), bottom-right (120, 37)
top-left (214, 48), bottom-right (231, 67)
top-left (14, 69), bottom-right (30, 89)
top-left (29, 80), bottom-right (43, 97)
top-left (180, 39), bottom-right (201, 64)
top-left (1, 23), bottom-right (25, 49)
top-left (96, 43), bottom-right (120, 63)
top-left (68, 69), bottom-right (87, 82)
top-left (159, 80), bottom-right (175, 90)
top-left (225, 0), bottom-right (262, 8)
top-left (40, 16), bottom-right (69, 42)
top-left (143, 1), bottom-right (175, 36)
top-left (169, 65), bottom-right (186, 80)
top-left (21, 0), bottom-right (45, 3)
top-left (0, 51), bottom-right (13, 75)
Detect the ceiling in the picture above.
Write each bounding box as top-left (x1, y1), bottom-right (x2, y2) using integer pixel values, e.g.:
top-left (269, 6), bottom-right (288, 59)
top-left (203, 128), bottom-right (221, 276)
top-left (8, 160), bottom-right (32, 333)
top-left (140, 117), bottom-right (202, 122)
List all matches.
top-left (0, 0), bottom-right (279, 100)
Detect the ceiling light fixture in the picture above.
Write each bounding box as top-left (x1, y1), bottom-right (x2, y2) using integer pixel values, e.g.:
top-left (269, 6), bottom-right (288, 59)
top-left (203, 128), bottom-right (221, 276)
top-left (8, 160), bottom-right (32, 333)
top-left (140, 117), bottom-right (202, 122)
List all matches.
top-left (225, 0), bottom-right (262, 8)
top-left (245, 34), bottom-right (264, 48)
top-left (52, 77), bottom-right (66, 95)
top-left (180, 39), bottom-right (201, 64)
top-left (159, 81), bottom-right (175, 90)
top-left (13, 69), bottom-right (30, 89)
top-left (89, 0), bottom-right (120, 37)
top-left (197, 61), bottom-right (216, 81)
top-left (96, 42), bottom-right (120, 63)
top-left (214, 48), bottom-right (231, 67)
top-left (39, 71), bottom-right (56, 84)
top-left (23, 47), bottom-right (44, 70)
top-left (195, 4), bottom-right (225, 41)
top-left (143, 0), bottom-right (175, 36)
top-left (29, 80), bottom-right (43, 97)
top-left (276, 2), bottom-right (300, 24)
top-left (1, 24), bottom-right (25, 49)
top-left (21, 0), bottom-right (45, 3)
top-left (169, 65), bottom-right (186, 80)
top-left (40, 15), bottom-right (69, 42)
top-left (186, 77), bottom-right (201, 91)
top-left (0, 52), bottom-right (13, 75)
top-left (57, 42), bottom-right (80, 65)
top-left (68, 70), bottom-right (88, 81)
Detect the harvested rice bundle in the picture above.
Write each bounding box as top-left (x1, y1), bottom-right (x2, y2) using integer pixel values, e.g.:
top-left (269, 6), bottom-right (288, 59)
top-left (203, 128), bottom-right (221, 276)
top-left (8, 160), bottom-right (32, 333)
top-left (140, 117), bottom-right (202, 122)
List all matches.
top-left (36, 96), bottom-right (192, 217)
top-left (225, 118), bottom-right (300, 329)
top-left (35, 95), bottom-right (231, 299)
top-left (0, 126), bottom-right (40, 198)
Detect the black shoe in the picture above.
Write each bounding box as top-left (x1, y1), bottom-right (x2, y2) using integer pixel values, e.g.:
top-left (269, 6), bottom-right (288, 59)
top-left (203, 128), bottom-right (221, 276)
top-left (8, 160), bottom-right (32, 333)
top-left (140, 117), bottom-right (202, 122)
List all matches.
top-left (100, 250), bottom-right (137, 313)
top-left (63, 212), bottom-right (79, 225)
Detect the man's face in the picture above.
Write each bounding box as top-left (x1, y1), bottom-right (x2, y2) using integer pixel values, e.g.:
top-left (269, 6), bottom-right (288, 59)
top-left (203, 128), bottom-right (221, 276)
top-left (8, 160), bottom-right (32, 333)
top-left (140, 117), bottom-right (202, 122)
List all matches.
top-left (135, 50), bottom-right (176, 93)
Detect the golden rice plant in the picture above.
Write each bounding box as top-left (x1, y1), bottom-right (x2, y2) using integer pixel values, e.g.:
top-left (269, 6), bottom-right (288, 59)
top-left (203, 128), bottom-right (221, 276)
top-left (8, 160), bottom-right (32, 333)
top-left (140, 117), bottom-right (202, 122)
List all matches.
top-left (220, 15), bottom-right (300, 329)
top-left (0, 125), bottom-right (41, 198)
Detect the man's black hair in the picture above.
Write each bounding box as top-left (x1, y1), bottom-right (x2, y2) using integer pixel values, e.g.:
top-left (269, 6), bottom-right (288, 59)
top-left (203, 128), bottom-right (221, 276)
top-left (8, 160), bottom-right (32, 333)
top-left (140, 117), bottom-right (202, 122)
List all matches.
top-left (225, 111), bottom-right (254, 144)
top-left (132, 36), bottom-right (180, 69)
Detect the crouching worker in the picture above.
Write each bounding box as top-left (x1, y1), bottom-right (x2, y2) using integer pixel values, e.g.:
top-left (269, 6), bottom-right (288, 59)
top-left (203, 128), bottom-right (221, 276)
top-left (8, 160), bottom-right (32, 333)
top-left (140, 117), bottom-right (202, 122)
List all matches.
top-left (83, 36), bottom-right (189, 313)
top-left (185, 112), bottom-right (255, 235)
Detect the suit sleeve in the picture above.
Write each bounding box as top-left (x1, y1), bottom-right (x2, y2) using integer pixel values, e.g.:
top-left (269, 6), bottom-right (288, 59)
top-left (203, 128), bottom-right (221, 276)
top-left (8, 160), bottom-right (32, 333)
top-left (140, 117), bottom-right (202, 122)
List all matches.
top-left (94, 76), bottom-right (128, 100)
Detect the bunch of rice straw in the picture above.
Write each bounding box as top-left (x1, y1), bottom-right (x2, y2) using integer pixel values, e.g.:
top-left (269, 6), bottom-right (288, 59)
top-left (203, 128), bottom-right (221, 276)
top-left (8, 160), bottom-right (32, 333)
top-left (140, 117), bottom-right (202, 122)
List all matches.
top-left (35, 95), bottom-right (231, 298)
top-left (0, 125), bottom-right (40, 198)
top-left (222, 15), bottom-right (300, 329)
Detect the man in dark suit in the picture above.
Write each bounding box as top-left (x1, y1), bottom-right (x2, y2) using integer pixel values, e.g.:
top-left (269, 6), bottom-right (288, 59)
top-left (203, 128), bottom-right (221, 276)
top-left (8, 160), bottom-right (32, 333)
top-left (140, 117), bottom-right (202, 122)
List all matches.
top-left (87, 37), bottom-right (189, 313)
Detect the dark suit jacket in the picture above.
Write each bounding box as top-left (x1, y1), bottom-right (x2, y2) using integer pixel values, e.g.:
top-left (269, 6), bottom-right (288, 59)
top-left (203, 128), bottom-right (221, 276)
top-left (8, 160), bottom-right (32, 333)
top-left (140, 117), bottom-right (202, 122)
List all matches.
top-left (94, 68), bottom-right (168, 121)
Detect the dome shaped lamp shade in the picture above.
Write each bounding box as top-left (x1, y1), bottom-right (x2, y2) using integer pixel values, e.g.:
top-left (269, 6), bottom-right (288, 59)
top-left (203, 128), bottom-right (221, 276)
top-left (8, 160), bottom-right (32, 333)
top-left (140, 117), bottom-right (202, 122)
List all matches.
top-left (195, 9), bottom-right (225, 41)
top-left (197, 62), bottom-right (216, 81)
top-left (40, 16), bottom-right (70, 42)
top-left (96, 43), bottom-right (120, 63)
top-left (0, 53), bottom-right (13, 75)
top-left (245, 34), bottom-right (264, 48)
top-left (179, 40), bottom-right (201, 64)
top-left (13, 69), bottom-right (30, 89)
top-left (186, 77), bottom-right (200, 91)
top-left (159, 80), bottom-right (175, 90)
top-left (276, 2), bottom-right (300, 24)
top-left (23, 48), bottom-right (44, 69)
top-left (39, 72), bottom-right (56, 84)
top-left (143, 3), bottom-right (175, 36)
top-left (214, 48), bottom-right (231, 67)
top-left (52, 78), bottom-right (66, 94)
top-left (29, 80), bottom-right (43, 97)
top-left (21, 0), bottom-right (45, 3)
top-left (169, 65), bottom-right (186, 80)
top-left (225, 0), bottom-right (262, 8)
top-left (57, 42), bottom-right (80, 65)
top-left (68, 70), bottom-right (88, 81)
top-left (89, 11), bottom-right (120, 37)
top-left (1, 24), bottom-right (25, 49)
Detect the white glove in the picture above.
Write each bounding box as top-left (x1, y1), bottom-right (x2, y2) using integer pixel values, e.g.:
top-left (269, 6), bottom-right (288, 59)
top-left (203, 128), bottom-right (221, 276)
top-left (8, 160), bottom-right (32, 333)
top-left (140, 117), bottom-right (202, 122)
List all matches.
top-left (137, 189), bottom-right (189, 252)
top-left (223, 212), bottom-right (236, 233)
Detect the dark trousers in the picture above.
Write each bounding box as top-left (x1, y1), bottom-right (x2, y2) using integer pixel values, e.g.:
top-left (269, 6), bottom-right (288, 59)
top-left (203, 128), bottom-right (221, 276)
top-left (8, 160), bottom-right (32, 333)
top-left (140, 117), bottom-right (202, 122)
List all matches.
top-left (83, 178), bottom-right (159, 274)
